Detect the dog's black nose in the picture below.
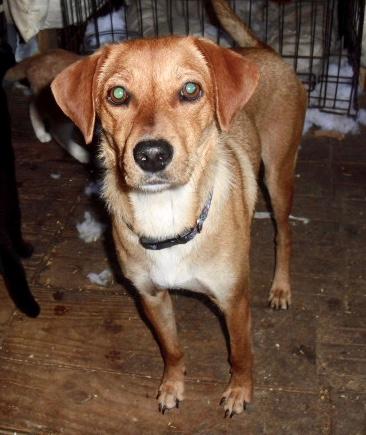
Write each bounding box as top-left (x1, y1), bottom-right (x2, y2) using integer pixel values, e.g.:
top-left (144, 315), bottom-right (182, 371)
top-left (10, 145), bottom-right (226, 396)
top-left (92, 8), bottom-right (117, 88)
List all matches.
top-left (133, 139), bottom-right (173, 172)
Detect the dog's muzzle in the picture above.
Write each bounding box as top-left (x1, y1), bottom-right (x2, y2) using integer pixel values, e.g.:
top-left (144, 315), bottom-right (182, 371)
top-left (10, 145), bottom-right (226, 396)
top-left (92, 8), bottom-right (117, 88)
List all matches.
top-left (133, 139), bottom-right (173, 173)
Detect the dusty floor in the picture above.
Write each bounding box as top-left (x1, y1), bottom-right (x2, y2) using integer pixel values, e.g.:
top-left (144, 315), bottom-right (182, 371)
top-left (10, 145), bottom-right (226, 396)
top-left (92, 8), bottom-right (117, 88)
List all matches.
top-left (0, 89), bottom-right (365, 434)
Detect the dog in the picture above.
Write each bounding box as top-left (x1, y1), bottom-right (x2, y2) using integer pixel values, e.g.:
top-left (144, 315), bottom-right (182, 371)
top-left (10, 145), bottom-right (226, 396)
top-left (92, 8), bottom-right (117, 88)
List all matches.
top-left (51, 0), bottom-right (307, 417)
top-left (0, 42), bottom-right (40, 318)
top-left (4, 49), bottom-right (91, 163)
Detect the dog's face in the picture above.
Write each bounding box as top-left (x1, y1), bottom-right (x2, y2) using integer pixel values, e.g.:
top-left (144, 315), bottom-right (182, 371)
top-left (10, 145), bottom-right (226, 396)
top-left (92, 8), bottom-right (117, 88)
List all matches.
top-left (52, 37), bottom-right (259, 192)
top-left (96, 38), bottom-right (216, 191)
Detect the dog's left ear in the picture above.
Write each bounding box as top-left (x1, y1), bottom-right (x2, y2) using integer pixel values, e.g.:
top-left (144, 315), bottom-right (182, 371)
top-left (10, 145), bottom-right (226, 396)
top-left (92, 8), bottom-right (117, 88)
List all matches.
top-left (195, 39), bottom-right (260, 131)
top-left (51, 52), bottom-right (102, 144)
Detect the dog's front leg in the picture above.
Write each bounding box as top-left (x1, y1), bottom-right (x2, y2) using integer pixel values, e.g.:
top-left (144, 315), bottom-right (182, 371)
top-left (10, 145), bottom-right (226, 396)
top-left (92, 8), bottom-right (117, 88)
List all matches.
top-left (220, 290), bottom-right (253, 417)
top-left (140, 290), bottom-right (185, 413)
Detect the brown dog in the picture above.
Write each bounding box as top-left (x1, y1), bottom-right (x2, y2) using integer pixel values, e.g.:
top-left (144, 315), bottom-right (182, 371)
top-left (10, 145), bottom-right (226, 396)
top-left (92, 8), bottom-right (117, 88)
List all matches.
top-left (5, 49), bottom-right (81, 144)
top-left (51, 0), bottom-right (306, 417)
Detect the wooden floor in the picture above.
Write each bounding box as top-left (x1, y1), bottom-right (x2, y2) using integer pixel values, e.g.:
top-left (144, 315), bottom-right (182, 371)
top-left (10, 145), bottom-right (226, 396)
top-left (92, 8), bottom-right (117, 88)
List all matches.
top-left (0, 89), bottom-right (365, 434)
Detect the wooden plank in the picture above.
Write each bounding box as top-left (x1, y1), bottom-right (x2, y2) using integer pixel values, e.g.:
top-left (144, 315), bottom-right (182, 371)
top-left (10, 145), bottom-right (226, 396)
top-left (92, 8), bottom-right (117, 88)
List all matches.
top-left (0, 288), bottom-right (228, 382)
top-left (0, 359), bottom-right (326, 434)
top-left (0, 280), bottom-right (16, 343)
top-left (330, 390), bottom-right (366, 435)
top-left (0, 286), bottom-right (320, 392)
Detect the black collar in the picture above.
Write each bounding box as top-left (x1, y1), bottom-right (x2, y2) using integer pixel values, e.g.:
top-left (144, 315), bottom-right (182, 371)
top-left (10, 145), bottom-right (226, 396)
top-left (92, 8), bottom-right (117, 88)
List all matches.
top-left (138, 193), bottom-right (213, 251)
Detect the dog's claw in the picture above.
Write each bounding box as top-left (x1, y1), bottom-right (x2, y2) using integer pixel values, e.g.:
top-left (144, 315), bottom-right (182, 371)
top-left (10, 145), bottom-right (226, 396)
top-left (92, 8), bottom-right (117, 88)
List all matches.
top-left (157, 376), bottom-right (185, 414)
top-left (159, 402), bottom-right (167, 414)
top-left (268, 288), bottom-right (291, 310)
top-left (220, 380), bottom-right (252, 418)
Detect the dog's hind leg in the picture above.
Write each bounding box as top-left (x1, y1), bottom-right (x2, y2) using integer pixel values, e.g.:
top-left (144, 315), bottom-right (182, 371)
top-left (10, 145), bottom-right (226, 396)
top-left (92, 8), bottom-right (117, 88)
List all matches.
top-left (264, 154), bottom-right (297, 310)
top-left (140, 290), bottom-right (185, 413)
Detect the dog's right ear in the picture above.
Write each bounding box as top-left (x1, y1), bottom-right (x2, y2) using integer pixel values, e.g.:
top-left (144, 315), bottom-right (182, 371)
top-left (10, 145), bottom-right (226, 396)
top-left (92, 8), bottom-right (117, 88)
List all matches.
top-left (51, 53), bottom-right (102, 144)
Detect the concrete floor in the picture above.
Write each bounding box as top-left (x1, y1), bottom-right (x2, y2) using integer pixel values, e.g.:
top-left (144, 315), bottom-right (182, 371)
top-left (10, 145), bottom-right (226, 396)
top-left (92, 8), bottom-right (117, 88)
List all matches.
top-left (0, 90), bottom-right (365, 434)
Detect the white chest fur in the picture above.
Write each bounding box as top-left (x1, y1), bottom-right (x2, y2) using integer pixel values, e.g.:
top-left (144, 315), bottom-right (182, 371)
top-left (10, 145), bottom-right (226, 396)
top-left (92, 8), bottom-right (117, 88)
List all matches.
top-left (129, 181), bottom-right (197, 239)
top-left (129, 181), bottom-right (205, 291)
top-left (145, 240), bottom-right (236, 300)
top-left (147, 245), bottom-right (200, 290)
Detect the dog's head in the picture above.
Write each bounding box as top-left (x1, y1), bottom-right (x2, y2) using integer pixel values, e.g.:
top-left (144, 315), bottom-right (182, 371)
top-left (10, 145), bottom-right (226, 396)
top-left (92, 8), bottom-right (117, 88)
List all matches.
top-left (51, 37), bottom-right (259, 192)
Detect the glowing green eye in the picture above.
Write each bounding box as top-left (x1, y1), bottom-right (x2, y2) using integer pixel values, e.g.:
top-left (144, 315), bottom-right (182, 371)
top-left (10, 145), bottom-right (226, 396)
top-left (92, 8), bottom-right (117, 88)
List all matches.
top-left (185, 83), bottom-right (197, 94)
top-left (180, 82), bottom-right (202, 101)
top-left (113, 87), bottom-right (125, 99)
top-left (108, 86), bottom-right (129, 105)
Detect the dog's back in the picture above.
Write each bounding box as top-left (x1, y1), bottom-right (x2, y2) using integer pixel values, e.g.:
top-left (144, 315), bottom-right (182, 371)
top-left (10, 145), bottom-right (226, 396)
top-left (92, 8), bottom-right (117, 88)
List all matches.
top-left (212, 0), bottom-right (307, 164)
top-left (5, 49), bottom-right (81, 94)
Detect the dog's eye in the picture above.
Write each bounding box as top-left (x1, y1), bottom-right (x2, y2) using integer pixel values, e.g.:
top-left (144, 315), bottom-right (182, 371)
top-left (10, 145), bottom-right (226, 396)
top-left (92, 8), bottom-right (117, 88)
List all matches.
top-left (108, 86), bottom-right (129, 105)
top-left (180, 82), bottom-right (202, 101)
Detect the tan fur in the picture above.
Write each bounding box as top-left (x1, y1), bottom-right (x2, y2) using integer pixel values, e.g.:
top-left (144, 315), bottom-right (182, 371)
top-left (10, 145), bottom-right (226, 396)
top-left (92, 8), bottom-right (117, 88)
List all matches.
top-left (211, 0), bottom-right (263, 49)
top-left (51, 0), bottom-right (307, 417)
top-left (5, 49), bottom-right (81, 144)
top-left (5, 49), bottom-right (81, 93)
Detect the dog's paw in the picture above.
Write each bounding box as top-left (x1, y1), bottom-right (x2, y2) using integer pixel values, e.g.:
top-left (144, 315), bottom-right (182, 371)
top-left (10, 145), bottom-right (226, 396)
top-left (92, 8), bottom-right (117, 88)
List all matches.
top-left (157, 378), bottom-right (184, 414)
top-left (36, 131), bottom-right (52, 143)
top-left (268, 287), bottom-right (291, 310)
top-left (220, 380), bottom-right (252, 417)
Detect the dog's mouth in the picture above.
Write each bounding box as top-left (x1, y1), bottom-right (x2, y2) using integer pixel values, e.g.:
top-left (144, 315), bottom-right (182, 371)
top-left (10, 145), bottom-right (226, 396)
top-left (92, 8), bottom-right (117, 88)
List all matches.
top-left (139, 175), bottom-right (173, 193)
top-left (140, 182), bottom-right (171, 193)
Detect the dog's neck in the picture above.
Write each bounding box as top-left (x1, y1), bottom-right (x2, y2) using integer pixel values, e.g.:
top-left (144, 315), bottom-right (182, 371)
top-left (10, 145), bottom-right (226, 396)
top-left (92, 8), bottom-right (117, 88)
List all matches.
top-left (128, 173), bottom-right (212, 241)
top-left (138, 191), bottom-right (212, 250)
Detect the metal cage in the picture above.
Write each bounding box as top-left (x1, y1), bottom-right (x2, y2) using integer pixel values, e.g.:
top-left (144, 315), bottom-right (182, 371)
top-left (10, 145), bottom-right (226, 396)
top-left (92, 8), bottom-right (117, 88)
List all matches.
top-left (59, 0), bottom-right (365, 116)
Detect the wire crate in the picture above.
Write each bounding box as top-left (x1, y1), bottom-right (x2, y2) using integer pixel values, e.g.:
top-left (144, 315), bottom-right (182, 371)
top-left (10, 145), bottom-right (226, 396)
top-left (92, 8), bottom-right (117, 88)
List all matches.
top-left (59, 0), bottom-right (365, 116)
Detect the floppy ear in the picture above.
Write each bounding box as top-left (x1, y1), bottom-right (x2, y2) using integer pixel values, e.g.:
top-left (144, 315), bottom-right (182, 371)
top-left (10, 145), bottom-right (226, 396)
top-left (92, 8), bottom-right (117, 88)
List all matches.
top-left (51, 53), bottom-right (102, 144)
top-left (194, 39), bottom-right (260, 131)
